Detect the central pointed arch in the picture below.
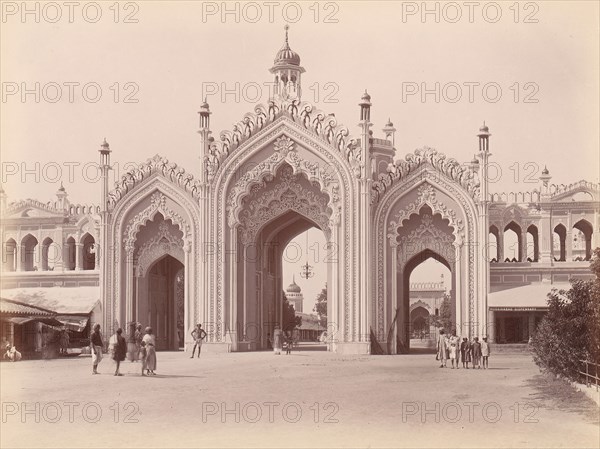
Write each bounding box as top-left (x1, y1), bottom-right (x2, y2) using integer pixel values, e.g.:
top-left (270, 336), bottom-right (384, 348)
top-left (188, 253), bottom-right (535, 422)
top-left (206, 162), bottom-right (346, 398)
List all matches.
top-left (208, 116), bottom-right (361, 351)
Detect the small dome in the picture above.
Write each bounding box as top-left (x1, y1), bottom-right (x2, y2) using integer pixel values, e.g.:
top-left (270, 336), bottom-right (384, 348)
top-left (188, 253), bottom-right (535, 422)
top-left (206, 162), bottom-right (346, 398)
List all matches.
top-left (273, 25), bottom-right (300, 66)
top-left (57, 182), bottom-right (66, 192)
top-left (286, 278), bottom-right (301, 293)
top-left (361, 90), bottom-right (371, 102)
top-left (542, 166), bottom-right (549, 175)
top-left (385, 118), bottom-right (394, 127)
top-left (101, 138), bottom-right (109, 148)
top-left (479, 123), bottom-right (489, 133)
top-left (471, 156), bottom-right (479, 165)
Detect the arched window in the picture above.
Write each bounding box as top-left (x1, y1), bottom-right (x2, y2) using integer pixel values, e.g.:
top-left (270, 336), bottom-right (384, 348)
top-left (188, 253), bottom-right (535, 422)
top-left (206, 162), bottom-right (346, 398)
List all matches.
top-left (553, 224), bottom-right (566, 261)
top-left (41, 237), bottom-right (56, 271)
top-left (503, 221), bottom-right (522, 262)
top-left (81, 233), bottom-right (96, 270)
top-left (573, 219), bottom-right (593, 261)
top-left (21, 234), bottom-right (38, 271)
top-left (526, 224), bottom-right (539, 262)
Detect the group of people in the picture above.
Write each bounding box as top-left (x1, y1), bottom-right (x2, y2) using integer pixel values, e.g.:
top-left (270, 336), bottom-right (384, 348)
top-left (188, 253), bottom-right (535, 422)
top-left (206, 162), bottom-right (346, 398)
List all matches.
top-left (436, 329), bottom-right (491, 369)
top-left (89, 323), bottom-right (157, 376)
top-left (269, 326), bottom-right (294, 355)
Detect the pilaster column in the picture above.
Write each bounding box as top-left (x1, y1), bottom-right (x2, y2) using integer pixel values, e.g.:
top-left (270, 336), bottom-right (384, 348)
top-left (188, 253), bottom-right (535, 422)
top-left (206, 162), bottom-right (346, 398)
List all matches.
top-left (183, 243), bottom-right (191, 351)
top-left (15, 244), bottom-right (22, 271)
top-left (521, 231), bottom-right (528, 261)
top-left (539, 211), bottom-right (552, 264)
top-left (75, 243), bottom-right (83, 270)
top-left (453, 241), bottom-right (463, 336)
top-left (391, 243), bottom-right (398, 354)
top-left (497, 231), bottom-right (504, 262)
top-left (565, 230), bottom-right (573, 261)
top-left (125, 247), bottom-right (134, 327)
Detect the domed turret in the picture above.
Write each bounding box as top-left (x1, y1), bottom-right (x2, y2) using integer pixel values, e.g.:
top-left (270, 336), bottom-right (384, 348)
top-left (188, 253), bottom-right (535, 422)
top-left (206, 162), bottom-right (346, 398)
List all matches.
top-left (273, 25), bottom-right (301, 67)
top-left (284, 275), bottom-right (304, 313)
top-left (286, 277), bottom-right (301, 293)
top-left (269, 25), bottom-right (305, 102)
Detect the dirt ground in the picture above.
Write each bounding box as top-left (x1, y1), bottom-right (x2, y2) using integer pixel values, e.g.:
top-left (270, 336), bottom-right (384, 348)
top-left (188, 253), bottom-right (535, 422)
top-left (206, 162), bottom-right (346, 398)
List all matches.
top-left (1, 345), bottom-right (598, 448)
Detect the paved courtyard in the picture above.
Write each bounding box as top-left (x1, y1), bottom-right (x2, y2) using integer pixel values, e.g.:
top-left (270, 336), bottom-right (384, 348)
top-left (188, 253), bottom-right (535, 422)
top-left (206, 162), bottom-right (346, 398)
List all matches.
top-left (1, 346), bottom-right (598, 448)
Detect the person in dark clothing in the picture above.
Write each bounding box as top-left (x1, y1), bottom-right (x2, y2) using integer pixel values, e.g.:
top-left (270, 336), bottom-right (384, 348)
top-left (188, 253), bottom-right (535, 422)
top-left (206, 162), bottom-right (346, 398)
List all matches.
top-left (90, 324), bottom-right (104, 375)
top-left (112, 328), bottom-right (127, 376)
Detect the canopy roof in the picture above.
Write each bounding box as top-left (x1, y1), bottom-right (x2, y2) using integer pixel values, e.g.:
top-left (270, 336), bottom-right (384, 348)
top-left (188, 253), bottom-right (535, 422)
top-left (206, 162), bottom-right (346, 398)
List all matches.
top-left (0, 287), bottom-right (99, 315)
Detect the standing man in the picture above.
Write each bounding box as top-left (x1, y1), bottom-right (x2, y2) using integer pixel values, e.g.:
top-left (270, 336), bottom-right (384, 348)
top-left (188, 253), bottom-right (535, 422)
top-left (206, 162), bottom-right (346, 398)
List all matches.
top-left (190, 324), bottom-right (207, 358)
top-left (481, 336), bottom-right (491, 369)
top-left (436, 329), bottom-right (448, 368)
top-left (90, 324), bottom-right (103, 375)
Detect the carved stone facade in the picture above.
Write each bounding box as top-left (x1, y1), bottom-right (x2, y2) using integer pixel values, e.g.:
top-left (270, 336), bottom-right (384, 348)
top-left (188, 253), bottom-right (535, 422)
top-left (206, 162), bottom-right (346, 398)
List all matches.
top-left (1, 30), bottom-right (598, 354)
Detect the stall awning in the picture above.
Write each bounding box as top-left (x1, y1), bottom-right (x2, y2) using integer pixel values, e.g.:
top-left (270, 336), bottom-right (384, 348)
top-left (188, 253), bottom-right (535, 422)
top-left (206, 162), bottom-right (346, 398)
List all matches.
top-left (489, 283), bottom-right (571, 310)
top-left (55, 315), bottom-right (90, 332)
top-left (0, 287), bottom-right (99, 315)
top-left (4, 316), bottom-right (64, 327)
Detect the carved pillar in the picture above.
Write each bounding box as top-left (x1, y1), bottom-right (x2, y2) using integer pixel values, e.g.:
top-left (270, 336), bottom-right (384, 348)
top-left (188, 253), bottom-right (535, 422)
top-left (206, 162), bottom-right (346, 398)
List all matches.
top-left (226, 226), bottom-right (238, 351)
top-left (183, 243), bottom-right (191, 351)
top-left (539, 211), bottom-right (552, 264)
top-left (497, 231), bottom-right (504, 262)
top-left (17, 244), bottom-right (23, 271)
top-left (521, 230), bottom-right (528, 262)
top-left (453, 241), bottom-right (463, 336)
top-left (75, 243), bottom-right (83, 271)
top-left (566, 230), bottom-right (573, 261)
top-left (125, 246), bottom-right (134, 327)
top-left (391, 243), bottom-right (398, 354)
top-left (330, 212), bottom-right (341, 352)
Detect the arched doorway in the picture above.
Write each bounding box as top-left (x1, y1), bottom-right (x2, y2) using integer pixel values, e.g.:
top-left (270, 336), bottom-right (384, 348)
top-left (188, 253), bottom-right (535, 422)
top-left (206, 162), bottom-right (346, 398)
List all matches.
top-left (393, 204), bottom-right (457, 354)
top-left (140, 256), bottom-right (184, 350)
top-left (231, 163), bottom-right (336, 351)
top-left (133, 214), bottom-right (186, 351)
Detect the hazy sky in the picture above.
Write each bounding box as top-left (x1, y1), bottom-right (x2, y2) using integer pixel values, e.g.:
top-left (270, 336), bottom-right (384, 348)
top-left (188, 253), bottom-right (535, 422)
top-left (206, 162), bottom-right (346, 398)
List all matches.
top-left (2, 1), bottom-right (598, 307)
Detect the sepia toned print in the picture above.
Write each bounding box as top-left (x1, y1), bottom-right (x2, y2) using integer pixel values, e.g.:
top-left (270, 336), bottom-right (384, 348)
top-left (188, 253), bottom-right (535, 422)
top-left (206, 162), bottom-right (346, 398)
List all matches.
top-left (1, 2), bottom-right (598, 448)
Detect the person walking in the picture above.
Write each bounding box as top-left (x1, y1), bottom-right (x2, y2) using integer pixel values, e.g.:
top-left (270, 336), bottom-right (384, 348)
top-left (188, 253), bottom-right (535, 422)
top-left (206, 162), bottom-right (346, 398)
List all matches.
top-left (436, 329), bottom-right (448, 368)
top-left (90, 324), bottom-right (103, 375)
top-left (190, 324), bottom-right (207, 358)
top-left (142, 327), bottom-right (157, 375)
top-left (273, 325), bottom-right (283, 355)
top-left (472, 337), bottom-right (482, 369)
top-left (112, 328), bottom-right (127, 376)
top-left (481, 336), bottom-right (491, 369)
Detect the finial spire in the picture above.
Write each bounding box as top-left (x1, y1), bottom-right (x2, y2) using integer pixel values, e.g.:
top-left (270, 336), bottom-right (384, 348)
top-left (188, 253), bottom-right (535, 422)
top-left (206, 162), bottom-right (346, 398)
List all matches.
top-left (284, 24), bottom-right (289, 44)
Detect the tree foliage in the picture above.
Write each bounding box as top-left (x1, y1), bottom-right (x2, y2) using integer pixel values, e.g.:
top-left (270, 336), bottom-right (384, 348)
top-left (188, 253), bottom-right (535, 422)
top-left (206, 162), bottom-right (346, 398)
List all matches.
top-left (430, 294), bottom-right (453, 332)
top-left (531, 248), bottom-right (600, 380)
top-left (313, 284), bottom-right (327, 328)
top-left (282, 291), bottom-right (302, 332)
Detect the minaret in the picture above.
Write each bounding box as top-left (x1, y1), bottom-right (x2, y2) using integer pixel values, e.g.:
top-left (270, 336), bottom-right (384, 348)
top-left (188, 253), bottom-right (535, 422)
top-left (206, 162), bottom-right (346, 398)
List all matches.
top-left (55, 182), bottom-right (69, 209)
top-left (538, 166), bottom-right (553, 265)
top-left (382, 119), bottom-right (396, 147)
top-left (269, 25), bottom-right (305, 102)
top-left (99, 137), bottom-right (111, 334)
top-left (198, 98), bottom-right (212, 184)
top-left (476, 123), bottom-right (491, 341)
